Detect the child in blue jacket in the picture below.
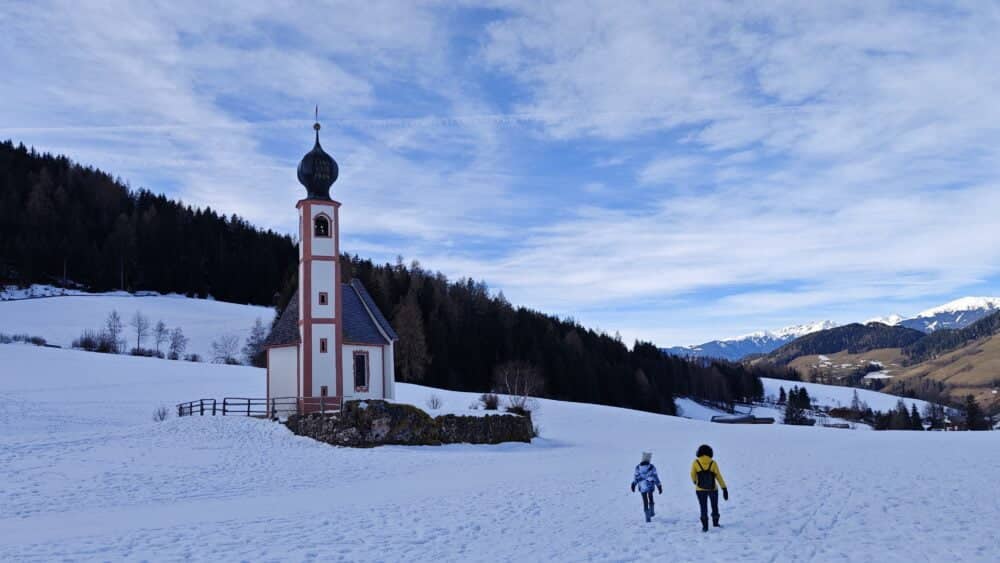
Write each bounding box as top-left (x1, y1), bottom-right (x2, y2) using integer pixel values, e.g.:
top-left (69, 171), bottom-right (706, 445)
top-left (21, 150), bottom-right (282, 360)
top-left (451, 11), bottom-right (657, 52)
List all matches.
top-left (630, 451), bottom-right (662, 522)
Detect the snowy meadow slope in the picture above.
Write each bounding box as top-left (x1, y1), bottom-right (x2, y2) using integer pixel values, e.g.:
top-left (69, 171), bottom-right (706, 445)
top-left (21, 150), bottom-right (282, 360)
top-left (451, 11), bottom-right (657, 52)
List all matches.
top-left (1, 344), bottom-right (997, 562)
top-left (0, 287), bottom-right (273, 359)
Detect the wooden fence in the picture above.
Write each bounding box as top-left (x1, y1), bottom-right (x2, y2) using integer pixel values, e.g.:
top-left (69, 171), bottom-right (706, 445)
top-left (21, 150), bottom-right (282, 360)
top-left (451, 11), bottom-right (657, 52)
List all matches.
top-left (177, 396), bottom-right (342, 419)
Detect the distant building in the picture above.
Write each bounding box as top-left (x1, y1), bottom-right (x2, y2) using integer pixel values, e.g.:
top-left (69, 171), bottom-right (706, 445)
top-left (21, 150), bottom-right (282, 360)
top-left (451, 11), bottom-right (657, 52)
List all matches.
top-left (264, 118), bottom-right (397, 416)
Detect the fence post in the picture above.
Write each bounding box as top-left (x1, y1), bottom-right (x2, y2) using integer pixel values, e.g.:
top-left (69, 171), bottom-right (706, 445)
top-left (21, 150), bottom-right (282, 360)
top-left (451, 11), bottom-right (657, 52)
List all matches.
top-left (212, 400), bottom-right (217, 416)
top-left (321, 395), bottom-right (325, 413)
top-left (200, 400), bottom-right (204, 416)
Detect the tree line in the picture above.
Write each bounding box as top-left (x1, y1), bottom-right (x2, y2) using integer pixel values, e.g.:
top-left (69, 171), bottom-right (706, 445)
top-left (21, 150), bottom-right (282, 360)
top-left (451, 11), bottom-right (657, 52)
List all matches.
top-left (319, 255), bottom-right (797, 415)
top-left (0, 140), bottom-right (296, 305)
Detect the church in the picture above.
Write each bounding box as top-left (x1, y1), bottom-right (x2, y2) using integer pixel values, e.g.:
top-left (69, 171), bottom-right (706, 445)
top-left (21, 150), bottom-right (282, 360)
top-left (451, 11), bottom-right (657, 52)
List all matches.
top-left (264, 118), bottom-right (398, 416)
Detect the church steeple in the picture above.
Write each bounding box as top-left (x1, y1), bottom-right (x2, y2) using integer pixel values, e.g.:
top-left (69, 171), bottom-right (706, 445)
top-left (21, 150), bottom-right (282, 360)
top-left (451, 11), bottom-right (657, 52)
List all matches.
top-left (296, 107), bottom-right (339, 200)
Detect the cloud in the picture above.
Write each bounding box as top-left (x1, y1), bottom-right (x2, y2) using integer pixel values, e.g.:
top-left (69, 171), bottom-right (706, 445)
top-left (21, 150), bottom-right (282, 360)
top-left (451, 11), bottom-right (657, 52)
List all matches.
top-left (4, 1), bottom-right (1000, 346)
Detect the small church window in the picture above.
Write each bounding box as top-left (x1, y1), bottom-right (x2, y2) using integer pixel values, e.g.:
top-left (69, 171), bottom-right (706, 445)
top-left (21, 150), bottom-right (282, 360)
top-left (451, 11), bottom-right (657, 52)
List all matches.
top-left (314, 215), bottom-right (330, 238)
top-left (318, 292), bottom-right (328, 305)
top-left (353, 351), bottom-right (369, 391)
top-left (320, 338), bottom-right (328, 353)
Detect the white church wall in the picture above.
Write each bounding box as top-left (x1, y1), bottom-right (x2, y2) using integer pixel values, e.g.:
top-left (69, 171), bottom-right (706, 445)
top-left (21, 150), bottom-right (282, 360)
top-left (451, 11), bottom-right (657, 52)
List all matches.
top-left (267, 346), bottom-right (298, 417)
top-left (311, 324), bottom-right (337, 397)
top-left (309, 260), bottom-right (336, 319)
top-left (342, 344), bottom-right (384, 400)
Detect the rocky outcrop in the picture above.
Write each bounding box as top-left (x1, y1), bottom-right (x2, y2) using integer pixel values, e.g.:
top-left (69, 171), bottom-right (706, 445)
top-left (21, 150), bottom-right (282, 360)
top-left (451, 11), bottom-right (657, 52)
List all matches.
top-left (284, 400), bottom-right (533, 448)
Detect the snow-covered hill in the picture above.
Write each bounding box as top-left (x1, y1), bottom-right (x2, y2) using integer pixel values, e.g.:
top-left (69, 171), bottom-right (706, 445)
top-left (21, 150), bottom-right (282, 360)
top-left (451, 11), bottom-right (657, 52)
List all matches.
top-left (2, 343), bottom-right (993, 562)
top-left (662, 321), bottom-right (837, 361)
top-left (0, 285), bottom-right (273, 359)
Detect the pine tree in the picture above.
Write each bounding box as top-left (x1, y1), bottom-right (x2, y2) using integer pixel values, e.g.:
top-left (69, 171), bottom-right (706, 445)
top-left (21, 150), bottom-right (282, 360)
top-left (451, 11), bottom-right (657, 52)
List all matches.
top-left (778, 386), bottom-right (787, 405)
top-left (910, 403), bottom-right (923, 430)
top-left (964, 395), bottom-right (987, 431)
top-left (392, 293), bottom-right (428, 382)
top-left (241, 318), bottom-right (268, 367)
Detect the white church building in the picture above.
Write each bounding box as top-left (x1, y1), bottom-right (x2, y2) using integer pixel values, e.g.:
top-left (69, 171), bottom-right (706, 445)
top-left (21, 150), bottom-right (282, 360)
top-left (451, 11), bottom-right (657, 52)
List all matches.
top-left (264, 119), bottom-right (398, 415)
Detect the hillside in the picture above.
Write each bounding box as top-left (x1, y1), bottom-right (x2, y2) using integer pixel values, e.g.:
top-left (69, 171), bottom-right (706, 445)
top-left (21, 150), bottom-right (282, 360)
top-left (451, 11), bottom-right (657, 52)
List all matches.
top-left (0, 287), bottom-right (273, 359)
top-left (763, 323), bottom-right (925, 366)
top-left (1, 141), bottom-right (795, 418)
top-left (1, 343), bottom-right (994, 561)
top-left (892, 335), bottom-right (1000, 408)
top-left (0, 140), bottom-right (296, 304)
top-left (787, 348), bottom-right (908, 387)
top-left (902, 310), bottom-right (1000, 363)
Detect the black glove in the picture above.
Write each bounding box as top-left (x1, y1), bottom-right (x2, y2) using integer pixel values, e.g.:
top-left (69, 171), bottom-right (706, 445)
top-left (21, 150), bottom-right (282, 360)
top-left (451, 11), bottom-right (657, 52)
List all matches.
top-left (630, 483), bottom-right (636, 493)
top-left (722, 488), bottom-right (729, 501)
top-left (657, 485), bottom-right (663, 494)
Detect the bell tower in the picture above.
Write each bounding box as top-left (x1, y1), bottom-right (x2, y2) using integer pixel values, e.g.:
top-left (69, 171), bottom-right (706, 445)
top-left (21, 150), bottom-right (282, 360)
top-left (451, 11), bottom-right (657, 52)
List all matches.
top-left (295, 112), bottom-right (342, 403)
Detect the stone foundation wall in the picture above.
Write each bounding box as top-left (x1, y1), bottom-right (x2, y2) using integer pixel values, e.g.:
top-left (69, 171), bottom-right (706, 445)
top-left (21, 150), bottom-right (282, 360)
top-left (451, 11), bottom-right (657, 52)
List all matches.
top-left (284, 400), bottom-right (533, 447)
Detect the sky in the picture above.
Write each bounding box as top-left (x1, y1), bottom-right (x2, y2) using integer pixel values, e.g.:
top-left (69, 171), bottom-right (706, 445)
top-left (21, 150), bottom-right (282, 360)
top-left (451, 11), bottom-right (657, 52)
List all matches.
top-left (3, 1), bottom-right (1000, 347)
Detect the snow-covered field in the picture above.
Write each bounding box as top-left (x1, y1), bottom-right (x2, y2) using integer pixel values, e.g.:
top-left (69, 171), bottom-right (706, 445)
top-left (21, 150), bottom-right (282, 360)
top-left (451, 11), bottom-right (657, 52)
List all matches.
top-left (0, 286), bottom-right (273, 359)
top-left (2, 344), bottom-right (997, 562)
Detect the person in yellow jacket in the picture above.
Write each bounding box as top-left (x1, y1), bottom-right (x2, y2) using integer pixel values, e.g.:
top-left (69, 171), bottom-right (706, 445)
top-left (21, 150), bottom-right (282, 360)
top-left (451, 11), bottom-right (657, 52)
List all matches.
top-left (690, 444), bottom-right (728, 532)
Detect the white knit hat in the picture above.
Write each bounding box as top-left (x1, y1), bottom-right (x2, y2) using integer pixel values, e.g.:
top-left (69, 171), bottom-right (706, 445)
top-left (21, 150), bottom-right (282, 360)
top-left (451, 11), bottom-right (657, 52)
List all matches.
top-left (641, 451), bottom-right (652, 463)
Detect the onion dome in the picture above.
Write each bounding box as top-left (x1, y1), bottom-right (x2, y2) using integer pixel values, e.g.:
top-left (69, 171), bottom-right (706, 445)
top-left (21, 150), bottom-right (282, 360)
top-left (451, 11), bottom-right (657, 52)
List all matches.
top-left (297, 119), bottom-right (338, 200)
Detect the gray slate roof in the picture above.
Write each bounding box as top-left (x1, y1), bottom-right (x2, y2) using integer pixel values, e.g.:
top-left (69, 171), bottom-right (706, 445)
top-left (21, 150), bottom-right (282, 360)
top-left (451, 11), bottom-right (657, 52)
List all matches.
top-left (264, 279), bottom-right (397, 347)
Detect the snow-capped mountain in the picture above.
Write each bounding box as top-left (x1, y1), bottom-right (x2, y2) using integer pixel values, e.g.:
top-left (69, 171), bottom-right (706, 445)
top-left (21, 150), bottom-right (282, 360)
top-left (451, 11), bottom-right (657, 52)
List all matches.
top-left (662, 320), bottom-right (837, 361)
top-left (864, 314), bottom-right (903, 326)
top-left (898, 297), bottom-right (1000, 333)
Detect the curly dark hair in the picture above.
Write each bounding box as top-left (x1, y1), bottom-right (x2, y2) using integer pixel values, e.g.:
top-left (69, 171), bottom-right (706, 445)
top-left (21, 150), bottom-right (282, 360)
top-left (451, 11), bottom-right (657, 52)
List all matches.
top-left (696, 444), bottom-right (713, 458)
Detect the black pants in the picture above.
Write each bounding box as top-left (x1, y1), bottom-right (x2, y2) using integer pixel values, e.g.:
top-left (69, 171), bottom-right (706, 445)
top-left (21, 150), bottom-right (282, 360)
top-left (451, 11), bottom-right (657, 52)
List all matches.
top-left (641, 491), bottom-right (655, 511)
top-left (696, 490), bottom-right (719, 521)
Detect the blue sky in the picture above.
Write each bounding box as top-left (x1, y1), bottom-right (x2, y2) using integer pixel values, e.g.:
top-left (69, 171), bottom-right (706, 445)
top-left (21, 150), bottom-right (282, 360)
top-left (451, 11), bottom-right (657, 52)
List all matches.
top-left (3, 1), bottom-right (1000, 346)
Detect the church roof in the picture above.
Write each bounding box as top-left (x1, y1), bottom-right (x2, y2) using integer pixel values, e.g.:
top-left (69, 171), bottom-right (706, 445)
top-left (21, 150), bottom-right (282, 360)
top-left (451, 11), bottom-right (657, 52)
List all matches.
top-left (264, 279), bottom-right (398, 348)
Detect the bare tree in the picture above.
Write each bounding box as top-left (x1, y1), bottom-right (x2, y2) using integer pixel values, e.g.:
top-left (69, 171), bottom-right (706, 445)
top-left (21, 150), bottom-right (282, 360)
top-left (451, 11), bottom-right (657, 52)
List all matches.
top-left (168, 327), bottom-right (188, 360)
top-left (492, 361), bottom-right (544, 413)
top-left (105, 310), bottom-right (124, 353)
top-left (211, 334), bottom-right (241, 365)
top-left (153, 320), bottom-right (169, 354)
top-left (152, 405), bottom-right (169, 422)
top-left (426, 394), bottom-right (443, 410)
top-left (129, 311), bottom-right (150, 351)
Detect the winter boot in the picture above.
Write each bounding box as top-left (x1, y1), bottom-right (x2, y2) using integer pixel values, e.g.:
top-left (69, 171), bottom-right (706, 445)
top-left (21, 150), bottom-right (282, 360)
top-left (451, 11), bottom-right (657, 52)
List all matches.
top-left (645, 507), bottom-right (652, 523)
top-left (649, 503), bottom-right (655, 518)
top-left (701, 517), bottom-right (709, 532)
top-left (712, 517), bottom-right (720, 528)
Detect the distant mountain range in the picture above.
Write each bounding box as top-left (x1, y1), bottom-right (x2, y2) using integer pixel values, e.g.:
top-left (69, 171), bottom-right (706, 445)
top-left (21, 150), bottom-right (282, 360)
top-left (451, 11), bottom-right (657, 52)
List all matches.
top-left (663, 297), bottom-right (1000, 361)
top-left (662, 321), bottom-right (837, 361)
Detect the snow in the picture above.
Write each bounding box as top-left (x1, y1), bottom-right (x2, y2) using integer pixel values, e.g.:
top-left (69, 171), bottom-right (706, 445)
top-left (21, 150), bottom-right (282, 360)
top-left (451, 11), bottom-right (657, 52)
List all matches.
top-left (0, 287), bottom-right (273, 359)
top-left (725, 320), bottom-right (837, 342)
top-left (863, 371), bottom-right (894, 380)
top-left (914, 296), bottom-right (1000, 318)
top-left (3, 344), bottom-right (994, 562)
top-left (761, 377), bottom-right (927, 412)
top-left (864, 313), bottom-right (903, 326)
